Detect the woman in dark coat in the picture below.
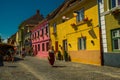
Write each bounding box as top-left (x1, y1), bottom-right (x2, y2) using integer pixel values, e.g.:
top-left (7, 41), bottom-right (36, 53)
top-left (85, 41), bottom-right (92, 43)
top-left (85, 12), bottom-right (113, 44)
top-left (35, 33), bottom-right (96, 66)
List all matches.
top-left (48, 46), bottom-right (55, 66)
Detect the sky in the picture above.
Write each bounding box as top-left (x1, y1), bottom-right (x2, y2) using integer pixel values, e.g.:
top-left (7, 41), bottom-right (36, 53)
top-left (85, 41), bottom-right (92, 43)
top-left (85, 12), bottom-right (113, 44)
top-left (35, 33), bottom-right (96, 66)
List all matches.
top-left (0, 0), bottom-right (64, 40)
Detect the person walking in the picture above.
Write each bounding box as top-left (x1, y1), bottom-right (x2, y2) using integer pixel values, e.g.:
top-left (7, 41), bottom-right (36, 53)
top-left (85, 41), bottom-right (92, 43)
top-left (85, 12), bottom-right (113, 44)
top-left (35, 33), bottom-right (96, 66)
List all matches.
top-left (48, 46), bottom-right (55, 66)
top-left (21, 48), bottom-right (26, 59)
top-left (0, 53), bottom-right (4, 66)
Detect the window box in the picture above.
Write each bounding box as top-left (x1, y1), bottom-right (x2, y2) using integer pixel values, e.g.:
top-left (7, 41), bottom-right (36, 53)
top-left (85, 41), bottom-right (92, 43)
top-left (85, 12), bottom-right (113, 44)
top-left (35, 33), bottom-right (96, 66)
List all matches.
top-left (83, 17), bottom-right (88, 22)
top-left (71, 23), bottom-right (76, 27)
top-left (112, 9), bottom-right (120, 14)
top-left (52, 32), bottom-right (56, 35)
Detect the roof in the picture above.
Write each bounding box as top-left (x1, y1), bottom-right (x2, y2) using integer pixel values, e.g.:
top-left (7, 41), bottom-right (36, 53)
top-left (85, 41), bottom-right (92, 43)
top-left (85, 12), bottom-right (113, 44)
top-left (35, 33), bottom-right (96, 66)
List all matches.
top-left (19, 10), bottom-right (44, 29)
top-left (46, 0), bottom-right (77, 20)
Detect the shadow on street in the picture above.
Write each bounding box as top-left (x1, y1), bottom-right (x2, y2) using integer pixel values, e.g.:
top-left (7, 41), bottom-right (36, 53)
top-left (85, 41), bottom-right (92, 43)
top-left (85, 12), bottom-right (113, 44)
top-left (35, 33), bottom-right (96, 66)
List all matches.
top-left (8, 66), bottom-right (17, 68)
top-left (52, 65), bottom-right (66, 68)
top-left (14, 57), bottom-right (24, 62)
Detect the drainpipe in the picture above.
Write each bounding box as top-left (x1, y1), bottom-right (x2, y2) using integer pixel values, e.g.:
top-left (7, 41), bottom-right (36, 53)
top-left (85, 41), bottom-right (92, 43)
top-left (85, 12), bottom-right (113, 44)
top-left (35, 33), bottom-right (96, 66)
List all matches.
top-left (97, 0), bottom-right (104, 66)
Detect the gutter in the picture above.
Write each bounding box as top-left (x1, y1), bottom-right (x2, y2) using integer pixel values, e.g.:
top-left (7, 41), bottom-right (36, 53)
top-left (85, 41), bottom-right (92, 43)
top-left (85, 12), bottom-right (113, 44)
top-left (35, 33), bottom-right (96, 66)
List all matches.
top-left (97, 0), bottom-right (104, 66)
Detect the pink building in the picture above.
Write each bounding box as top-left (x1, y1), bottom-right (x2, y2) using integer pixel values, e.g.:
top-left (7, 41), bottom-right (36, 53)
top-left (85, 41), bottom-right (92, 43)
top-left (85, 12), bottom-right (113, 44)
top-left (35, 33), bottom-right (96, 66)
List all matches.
top-left (31, 19), bottom-right (50, 58)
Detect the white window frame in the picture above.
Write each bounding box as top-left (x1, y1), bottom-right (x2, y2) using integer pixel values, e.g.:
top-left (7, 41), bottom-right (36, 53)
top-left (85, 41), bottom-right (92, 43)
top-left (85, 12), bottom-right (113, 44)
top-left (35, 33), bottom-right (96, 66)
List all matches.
top-left (112, 29), bottom-right (120, 51)
top-left (109, 0), bottom-right (120, 9)
top-left (53, 23), bottom-right (57, 33)
top-left (76, 8), bottom-right (84, 22)
top-left (78, 37), bottom-right (86, 50)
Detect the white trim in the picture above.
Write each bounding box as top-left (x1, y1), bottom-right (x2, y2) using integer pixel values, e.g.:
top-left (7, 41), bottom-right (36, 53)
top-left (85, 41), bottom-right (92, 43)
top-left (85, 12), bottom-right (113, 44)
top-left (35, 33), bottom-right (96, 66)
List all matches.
top-left (99, 0), bottom-right (108, 52)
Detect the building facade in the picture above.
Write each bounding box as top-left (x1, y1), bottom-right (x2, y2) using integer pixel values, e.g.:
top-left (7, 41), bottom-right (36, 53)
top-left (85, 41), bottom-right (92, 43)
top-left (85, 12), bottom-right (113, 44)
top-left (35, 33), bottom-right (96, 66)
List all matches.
top-left (49, 0), bottom-right (102, 65)
top-left (103, 0), bottom-right (120, 53)
top-left (31, 19), bottom-right (50, 58)
top-left (18, 10), bottom-right (44, 54)
top-left (99, 0), bottom-right (120, 67)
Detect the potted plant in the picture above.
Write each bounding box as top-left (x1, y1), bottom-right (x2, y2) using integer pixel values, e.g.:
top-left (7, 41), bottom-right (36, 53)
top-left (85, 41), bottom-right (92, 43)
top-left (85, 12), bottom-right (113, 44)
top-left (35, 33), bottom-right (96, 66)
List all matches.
top-left (57, 51), bottom-right (62, 60)
top-left (64, 51), bottom-right (68, 61)
top-left (71, 23), bottom-right (76, 27)
top-left (84, 17), bottom-right (88, 21)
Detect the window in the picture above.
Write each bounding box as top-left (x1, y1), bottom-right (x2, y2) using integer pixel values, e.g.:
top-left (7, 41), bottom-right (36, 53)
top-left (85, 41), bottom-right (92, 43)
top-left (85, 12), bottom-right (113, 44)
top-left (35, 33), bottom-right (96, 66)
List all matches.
top-left (99, 0), bottom-right (103, 3)
top-left (118, 0), bottom-right (120, 5)
top-left (46, 42), bottom-right (49, 51)
top-left (63, 40), bottom-right (67, 51)
top-left (35, 32), bottom-right (36, 39)
top-left (45, 27), bottom-right (48, 34)
top-left (112, 29), bottom-right (120, 51)
top-left (109, 0), bottom-right (120, 9)
top-left (32, 34), bottom-right (34, 39)
top-left (41, 29), bottom-right (44, 36)
top-left (53, 23), bottom-right (57, 33)
top-left (38, 44), bottom-right (40, 51)
top-left (76, 8), bottom-right (84, 22)
top-left (37, 31), bottom-right (40, 37)
top-left (78, 37), bottom-right (86, 50)
top-left (42, 43), bottom-right (45, 51)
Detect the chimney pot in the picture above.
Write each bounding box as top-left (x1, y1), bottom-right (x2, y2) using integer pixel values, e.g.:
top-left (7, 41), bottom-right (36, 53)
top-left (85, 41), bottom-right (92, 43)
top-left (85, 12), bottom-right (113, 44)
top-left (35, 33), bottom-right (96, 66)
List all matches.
top-left (37, 10), bottom-right (40, 14)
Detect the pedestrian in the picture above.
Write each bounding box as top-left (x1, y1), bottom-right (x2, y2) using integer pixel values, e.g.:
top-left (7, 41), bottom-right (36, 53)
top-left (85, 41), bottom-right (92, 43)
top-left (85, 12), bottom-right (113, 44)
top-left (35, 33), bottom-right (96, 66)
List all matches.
top-left (21, 48), bottom-right (26, 58)
top-left (48, 46), bottom-right (55, 67)
top-left (0, 53), bottom-right (4, 66)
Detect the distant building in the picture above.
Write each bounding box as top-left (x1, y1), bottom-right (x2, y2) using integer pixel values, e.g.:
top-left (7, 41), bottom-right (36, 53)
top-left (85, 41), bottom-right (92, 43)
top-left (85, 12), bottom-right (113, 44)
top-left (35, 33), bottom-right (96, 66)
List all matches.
top-left (31, 19), bottom-right (50, 58)
top-left (18, 10), bottom-right (44, 53)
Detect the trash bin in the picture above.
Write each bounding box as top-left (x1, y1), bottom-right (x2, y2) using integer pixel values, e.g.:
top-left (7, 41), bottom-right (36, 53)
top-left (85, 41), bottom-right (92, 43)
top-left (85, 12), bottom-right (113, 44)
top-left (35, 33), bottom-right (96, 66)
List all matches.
top-left (0, 54), bottom-right (4, 66)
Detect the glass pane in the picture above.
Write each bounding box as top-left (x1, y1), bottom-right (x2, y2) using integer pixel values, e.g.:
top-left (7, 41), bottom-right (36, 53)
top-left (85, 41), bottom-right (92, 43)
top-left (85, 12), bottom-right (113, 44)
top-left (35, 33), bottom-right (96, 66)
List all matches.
top-left (53, 23), bottom-right (56, 33)
top-left (112, 31), bottom-right (117, 38)
top-left (112, 0), bottom-right (116, 8)
top-left (77, 13), bottom-right (80, 21)
top-left (77, 8), bottom-right (84, 22)
top-left (119, 30), bottom-right (120, 37)
top-left (78, 38), bottom-right (81, 50)
top-left (118, 0), bottom-right (120, 5)
top-left (42, 43), bottom-right (44, 51)
top-left (113, 39), bottom-right (118, 49)
top-left (112, 31), bottom-right (115, 38)
top-left (119, 39), bottom-right (120, 49)
top-left (38, 44), bottom-right (40, 51)
top-left (83, 38), bottom-right (86, 49)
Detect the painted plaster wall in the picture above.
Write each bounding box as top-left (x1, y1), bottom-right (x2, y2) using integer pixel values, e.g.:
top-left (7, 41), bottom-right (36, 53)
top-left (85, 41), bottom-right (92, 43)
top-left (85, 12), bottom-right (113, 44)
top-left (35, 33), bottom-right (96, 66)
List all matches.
top-left (31, 21), bottom-right (50, 58)
top-left (105, 14), bottom-right (120, 52)
top-left (50, 0), bottom-right (101, 65)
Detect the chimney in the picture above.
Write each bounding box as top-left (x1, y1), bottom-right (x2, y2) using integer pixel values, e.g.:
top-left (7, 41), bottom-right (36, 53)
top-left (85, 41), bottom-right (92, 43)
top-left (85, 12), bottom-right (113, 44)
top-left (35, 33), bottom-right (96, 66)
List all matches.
top-left (36, 10), bottom-right (40, 14)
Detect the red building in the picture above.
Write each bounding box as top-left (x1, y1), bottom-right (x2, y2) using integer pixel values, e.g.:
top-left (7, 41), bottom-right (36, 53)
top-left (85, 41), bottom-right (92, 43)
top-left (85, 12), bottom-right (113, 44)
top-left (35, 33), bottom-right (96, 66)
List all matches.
top-left (31, 19), bottom-right (50, 58)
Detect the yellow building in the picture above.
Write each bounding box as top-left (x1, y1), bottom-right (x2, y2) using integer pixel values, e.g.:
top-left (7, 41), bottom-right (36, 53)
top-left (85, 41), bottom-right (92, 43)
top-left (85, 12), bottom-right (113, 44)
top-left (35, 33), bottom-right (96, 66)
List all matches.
top-left (49, 0), bottom-right (102, 66)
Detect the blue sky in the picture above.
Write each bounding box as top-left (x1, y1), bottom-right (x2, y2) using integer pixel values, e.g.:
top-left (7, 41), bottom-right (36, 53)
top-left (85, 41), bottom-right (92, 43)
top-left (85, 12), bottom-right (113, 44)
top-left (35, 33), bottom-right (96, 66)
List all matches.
top-left (0, 0), bottom-right (64, 39)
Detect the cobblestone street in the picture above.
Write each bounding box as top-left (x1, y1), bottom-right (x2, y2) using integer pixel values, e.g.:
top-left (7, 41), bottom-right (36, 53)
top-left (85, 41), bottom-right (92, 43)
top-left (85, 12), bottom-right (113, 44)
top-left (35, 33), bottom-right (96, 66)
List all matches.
top-left (0, 56), bottom-right (120, 80)
top-left (0, 59), bottom-right (39, 80)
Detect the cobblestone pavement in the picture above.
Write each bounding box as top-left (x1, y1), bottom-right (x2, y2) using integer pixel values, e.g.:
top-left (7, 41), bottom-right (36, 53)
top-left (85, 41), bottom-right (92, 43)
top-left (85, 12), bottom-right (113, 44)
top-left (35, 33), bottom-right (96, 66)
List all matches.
top-left (19, 56), bottom-right (120, 80)
top-left (1, 56), bottom-right (120, 80)
top-left (0, 59), bottom-right (39, 80)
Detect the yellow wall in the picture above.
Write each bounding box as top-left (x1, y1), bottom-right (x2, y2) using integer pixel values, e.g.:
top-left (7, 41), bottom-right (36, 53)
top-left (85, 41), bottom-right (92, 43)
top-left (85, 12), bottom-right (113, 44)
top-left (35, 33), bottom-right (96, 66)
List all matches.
top-left (49, 0), bottom-right (101, 65)
top-left (105, 13), bottom-right (120, 52)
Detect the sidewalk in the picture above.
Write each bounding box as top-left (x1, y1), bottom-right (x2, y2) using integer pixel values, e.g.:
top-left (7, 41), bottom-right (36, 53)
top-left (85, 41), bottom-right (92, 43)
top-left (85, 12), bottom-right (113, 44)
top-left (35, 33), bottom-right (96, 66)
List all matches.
top-left (18, 56), bottom-right (120, 80)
